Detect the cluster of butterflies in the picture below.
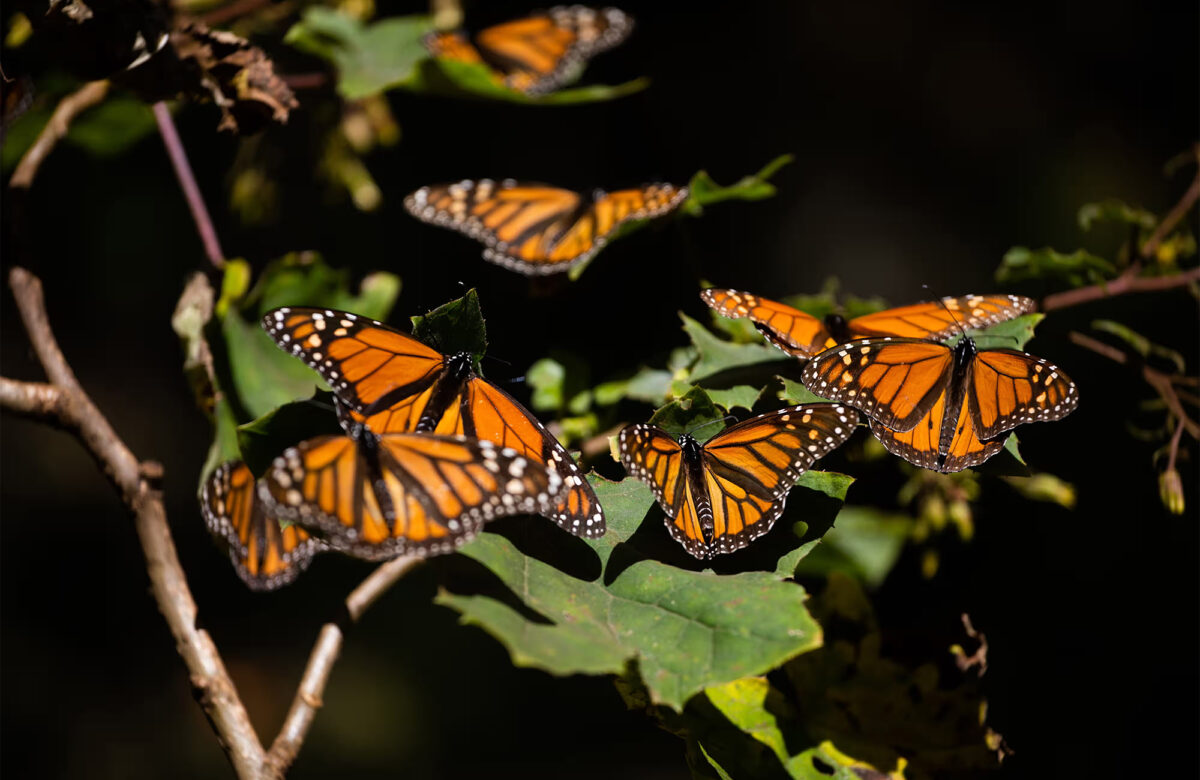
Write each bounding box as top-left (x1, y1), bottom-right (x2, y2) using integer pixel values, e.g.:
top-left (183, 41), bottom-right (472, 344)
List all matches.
top-left (198, 6), bottom-right (1079, 589)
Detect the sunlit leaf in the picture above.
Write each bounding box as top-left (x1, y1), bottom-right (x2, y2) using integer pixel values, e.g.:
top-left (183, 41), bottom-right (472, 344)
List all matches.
top-left (707, 385), bottom-right (763, 413)
top-left (436, 477), bottom-right (824, 710)
top-left (594, 366), bottom-right (674, 406)
top-left (682, 314), bottom-right (790, 383)
top-left (648, 386), bottom-right (725, 438)
top-left (776, 376), bottom-right (832, 405)
top-left (1002, 472), bottom-right (1076, 509)
top-left (682, 154), bottom-right (794, 216)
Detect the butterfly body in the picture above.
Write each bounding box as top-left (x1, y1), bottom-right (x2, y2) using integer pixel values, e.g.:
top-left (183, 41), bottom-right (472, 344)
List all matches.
top-left (263, 307), bottom-right (606, 537)
top-left (406, 179), bottom-right (688, 275)
top-left (423, 6), bottom-right (633, 95)
top-left (619, 404), bottom-right (858, 559)
top-left (802, 334), bottom-right (1077, 472)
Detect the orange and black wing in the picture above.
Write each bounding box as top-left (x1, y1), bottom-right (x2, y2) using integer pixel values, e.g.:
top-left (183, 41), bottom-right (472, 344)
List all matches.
top-left (869, 395), bottom-right (1006, 473)
top-left (262, 307), bottom-right (447, 419)
top-left (700, 288), bottom-right (834, 357)
top-left (405, 180), bottom-right (687, 275)
top-left (801, 338), bottom-right (954, 432)
top-left (967, 349), bottom-right (1078, 440)
top-left (426, 7), bottom-right (633, 95)
top-left (201, 461), bottom-right (325, 590)
top-left (259, 431), bottom-right (564, 560)
top-left (846, 294), bottom-right (1035, 341)
top-left (618, 423), bottom-right (700, 554)
top-left (698, 404), bottom-right (858, 556)
top-left (460, 379), bottom-right (606, 537)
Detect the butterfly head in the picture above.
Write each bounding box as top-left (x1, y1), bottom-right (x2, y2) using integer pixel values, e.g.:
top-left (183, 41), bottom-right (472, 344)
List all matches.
top-left (823, 312), bottom-right (850, 343)
top-left (447, 351), bottom-right (476, 380)
top-left (678, 433), bottom-right (704, 460)
top-left (954, 333), bottom-right (978, 365)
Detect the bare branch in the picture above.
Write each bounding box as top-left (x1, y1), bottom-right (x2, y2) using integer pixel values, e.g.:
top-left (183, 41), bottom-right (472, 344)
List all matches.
top-left (153, 102), bottom-right (226, 269)
top-left (1040, 265), bottom-right (1200, 312)
top-left (267, 555), bottom-right (422, 774)
top-left (9, 80), bottom-right (110, 190)
top-left (2, 268), bottom-right (266, 777)
top-left (1142, 146), bottom-right (1200, 259)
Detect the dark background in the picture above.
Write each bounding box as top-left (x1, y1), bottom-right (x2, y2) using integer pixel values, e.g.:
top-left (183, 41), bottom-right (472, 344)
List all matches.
top-left (2, 0), bottom-right (1197, 777)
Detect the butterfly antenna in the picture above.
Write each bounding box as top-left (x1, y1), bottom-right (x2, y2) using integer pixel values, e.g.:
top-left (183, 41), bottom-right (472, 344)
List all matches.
top-left (683, 415), bottom-right (737, 438)
top-left (922, 283), bottom-right (968, 340)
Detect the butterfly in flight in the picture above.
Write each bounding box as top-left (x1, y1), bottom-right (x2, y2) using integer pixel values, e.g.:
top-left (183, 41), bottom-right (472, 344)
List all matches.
top-left (258, 424), bottom-right (565, 560)
top-left (618, 404), bottom-right (858, 559)
top-left (261, 307), bottom-right (606, 538)
top-left (423, 6), bottom-right (632, 95)
top-left (405, 179), bottom-right (688, 275)
top-left (801, 334), bottom-right (1078, 473)
top-left (201, 461), bottom-right (327, 590)
top-left (701, 288), bottom-right (1035, 359)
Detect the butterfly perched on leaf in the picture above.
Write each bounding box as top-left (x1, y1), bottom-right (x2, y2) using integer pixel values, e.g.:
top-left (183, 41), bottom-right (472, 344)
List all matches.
top-left (423, 6), bottom-right (633, 95)
top-left (701, 288), bottom-right (1036, 359)
top-left (405, 179), bottom-right (688, 275)
top-left (201, 461), bottom-right (326, 590)
top-left (801, 335), bottom-right (1078, 473)
top-left (261, 306), bottom-right (606, 538)
top-left (258, 425), bottom-right (565, 560)
top-left (618, 404), bottom-right (858, 559)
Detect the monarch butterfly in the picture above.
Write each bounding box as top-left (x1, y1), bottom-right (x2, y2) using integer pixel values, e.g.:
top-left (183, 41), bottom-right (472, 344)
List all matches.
top-left (261, 307), bottom-right (606, 538)
top-left (258, 425), bottom-right (565, 560)
top-left (701, 289), bottom-right (1035, 359)
top-left (201, 461), bottom-right (326, 590)
top-left (405, 179), bottom-right (688, 275)
top-left (423, 6), bottom-right (633, 95)
top-left (618, 404), bottom-right (859, 559)
top-left (800, 336), bottom-right (1078, 472)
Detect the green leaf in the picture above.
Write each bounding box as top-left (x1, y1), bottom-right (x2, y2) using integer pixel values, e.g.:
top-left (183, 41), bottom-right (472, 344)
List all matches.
top-left (1003, 433), bottom-right (1025, 465)
top-left (683, 155), bottom-right (794, 216)
top-left (996, 246), bottom-right (1116, 286)
top-left (791, 507), bottom-right (910, 587)
top-left (952, 312), bottom-right (1043, 351)
top-left (594, 366), bottom-right (674, 406)
top-left (1091, 319), bottom-right (1187, 372)
top-left (776, 376), bottom-right (832, 405)
top-left (1078, 198), bottom-right (1156, 232)
top-left (648, 386), bottom-right (725, 438)
top-left (771, 472), bottom-right (857, 578)
top-left (285, 9), bottom-right (433, 100)
top-left (527, 357), bottom-right (566, 412)
top-left (220, 253), bottom-right (400, 418)
top-left (696, 743), bottom-right (737, 780)
top-left (682, 314), bottom-right (790, 383)
top-left (412, 58), bottom-right (649, 104)
top-left (707, 385), bottom-right (763, 413)
top-left (236, 393), bottom-right (344, 476)
top-left (436, 477), bottom-right (824, 711)
top-left (1002, 472), bottom-right (1076, 509)
top-left (410, 288), bottom-right (487, 361)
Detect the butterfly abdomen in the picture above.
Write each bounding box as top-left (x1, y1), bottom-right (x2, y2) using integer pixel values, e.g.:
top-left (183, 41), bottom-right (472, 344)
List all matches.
top-left (679, 434), bottom-right (716, 547)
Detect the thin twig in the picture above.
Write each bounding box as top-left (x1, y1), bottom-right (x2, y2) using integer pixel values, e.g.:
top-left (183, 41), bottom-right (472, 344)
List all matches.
top-left (153, 102), bottom-right (226, 269)
top-left (1040, 265), bottom-right (1200, 311)
top-left (1069, 330), bottom-right (1200, 438)
top-left (266, 555), bottom-right (422, 774)
top-left (1142, 148), bottom-right (1200, 259)
top-left (200, 0), bottom-right (273, 25)
top-left (9, 80), bottom-right (110, 189)
top-left (1166, 418), bottom-right (1186, 473)
top-left (3, 268), bottom-right (265, 776)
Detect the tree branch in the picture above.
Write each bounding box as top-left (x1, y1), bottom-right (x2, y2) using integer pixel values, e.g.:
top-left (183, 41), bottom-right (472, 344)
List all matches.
top-left (266, 555), bottom-right (422, 775)
top-left (153, 102), bottom-right (226, 269)
top-left (3, 268), bottom-right (265, 776)
top-left (1069, 330), bottom-right (1200, 438)
top-left (1142, 146), bottom-right (1200, 259)
top-left (9, 80), bottom-right (110, 189)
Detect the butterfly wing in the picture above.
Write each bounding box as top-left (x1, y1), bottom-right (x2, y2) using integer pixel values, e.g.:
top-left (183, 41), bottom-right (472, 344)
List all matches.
top-left (259, 432), bottom-right (564, 560)
top-left (847, 295), bottom-right (1035, 341)
top-left (617, 424), bottom-right (705, 556)
top-left (801, 338), bottom-right (954, 432)
top-left (968, 349), bottom-right (1079, 440)
top-left (698, 404), bottom-right (858, 556)
top-left (468, 6), bottom-right (632, 94)
top-left (700, 288), bottom-right (834, 357)
top-left (460, 379), bottom-right (606, 537)
top-left (201, 461), bottom-right (325, 590)
top-left (262, 307), bottom-right (447, 415)
top-left (869, 394), bottom-right (1006, 473)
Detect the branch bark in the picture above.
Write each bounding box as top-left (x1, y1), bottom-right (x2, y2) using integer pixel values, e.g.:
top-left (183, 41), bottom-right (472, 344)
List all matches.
top-left (9, 80), bottom-right (110, 189)
top-left (1, 268), bottom-right (423, 778)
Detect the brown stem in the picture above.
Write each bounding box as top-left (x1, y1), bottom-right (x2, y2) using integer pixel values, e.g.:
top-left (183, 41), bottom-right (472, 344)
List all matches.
top-left (1142, 151), bottom-right (1200, 259)
top-left (9, 80), bottom-right (110, 189)
top-left (199, 0), bottom-right (273, 25)
top-left (3, 268), bottom-right (265, 776)
top-left (1040, 265), bottom-right (1200, 312)
top-left (266, 555), bottom-right (422, 774)
top-left (1166, 418), bottom-right (1185, 473)
top-left (1069, 330), bottom-right (1200, 438)
top-left (281, 72), bottom-right (330, 90)
top-left (153, 102), bottom-right (226, 269)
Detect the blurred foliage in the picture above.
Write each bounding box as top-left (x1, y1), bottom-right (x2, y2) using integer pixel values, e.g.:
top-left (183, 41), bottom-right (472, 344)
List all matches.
top-left (682, 154), bottom-right (794, 216)
top-left (996, 246), bottom-right (1115, 286)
